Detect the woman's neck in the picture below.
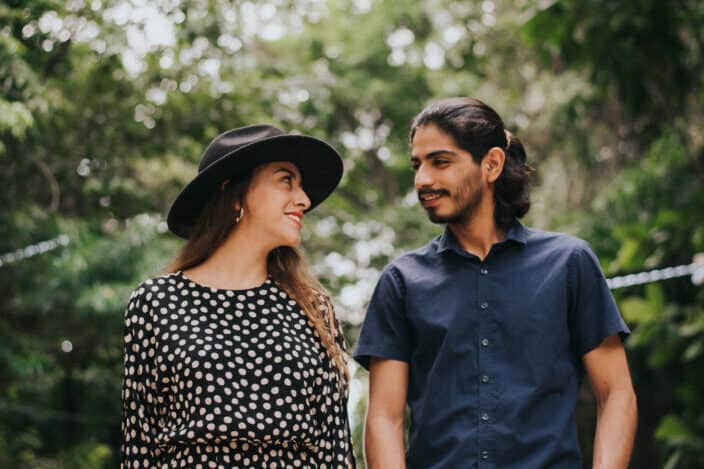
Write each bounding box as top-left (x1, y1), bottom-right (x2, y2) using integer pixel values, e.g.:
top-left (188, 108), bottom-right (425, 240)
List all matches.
top-left (183, 226), bottom-right (271, 290)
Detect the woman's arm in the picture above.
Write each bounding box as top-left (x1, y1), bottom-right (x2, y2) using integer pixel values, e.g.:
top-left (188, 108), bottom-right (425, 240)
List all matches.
top-left (120, 292), bottom-right (160, 468)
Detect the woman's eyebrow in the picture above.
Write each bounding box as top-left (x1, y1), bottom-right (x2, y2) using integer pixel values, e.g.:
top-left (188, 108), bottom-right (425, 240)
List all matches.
top-left (273, 167), bottom-right (296, 177)
top-left (273, 167), bottom-right (301, 180)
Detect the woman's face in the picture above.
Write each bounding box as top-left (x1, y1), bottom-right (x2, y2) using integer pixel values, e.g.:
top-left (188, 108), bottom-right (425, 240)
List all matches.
top-left (239, 161), bottom-right (311, 248)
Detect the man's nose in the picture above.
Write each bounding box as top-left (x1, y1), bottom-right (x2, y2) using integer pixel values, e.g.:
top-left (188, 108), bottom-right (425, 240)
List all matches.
top-left (415, 165), bottom-right (434, 189)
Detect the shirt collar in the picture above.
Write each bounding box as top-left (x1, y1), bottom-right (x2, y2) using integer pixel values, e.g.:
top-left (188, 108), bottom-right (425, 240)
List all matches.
top-left (437, 219), bottom-right (527, 255)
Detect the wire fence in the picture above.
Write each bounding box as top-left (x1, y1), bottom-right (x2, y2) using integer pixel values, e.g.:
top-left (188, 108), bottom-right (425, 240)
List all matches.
top-left (607, 258), bottom-right (704, 289)
top-left (0, 234), bottom-right (70, 268)
top-left (2, 233), bottom-right (703, 287)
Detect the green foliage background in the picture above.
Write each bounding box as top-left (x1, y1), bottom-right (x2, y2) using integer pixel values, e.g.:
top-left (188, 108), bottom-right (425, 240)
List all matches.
top-left (1, 0), bottom-right (703, 467)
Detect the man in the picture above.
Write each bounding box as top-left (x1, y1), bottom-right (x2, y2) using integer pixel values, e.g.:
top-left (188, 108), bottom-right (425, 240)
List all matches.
top-left (354, 97), bottom-right (637, 468)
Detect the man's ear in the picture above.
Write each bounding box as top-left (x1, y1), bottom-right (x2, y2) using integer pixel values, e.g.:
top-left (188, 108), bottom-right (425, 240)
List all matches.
top-left (483, 147), bottom-right (506, 183)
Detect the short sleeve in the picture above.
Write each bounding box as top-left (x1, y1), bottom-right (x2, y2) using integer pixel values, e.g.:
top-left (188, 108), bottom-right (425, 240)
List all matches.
top-left (353, 265), bottom-right (411, 370)
top-left (120, 287), bottom-right (160, 468)
top-left (568, 241), bottom-right (631, 356)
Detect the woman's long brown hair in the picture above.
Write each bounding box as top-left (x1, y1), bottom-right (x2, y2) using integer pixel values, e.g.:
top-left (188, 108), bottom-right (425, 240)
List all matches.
top-left (166, 175), bottom-right (349, 390)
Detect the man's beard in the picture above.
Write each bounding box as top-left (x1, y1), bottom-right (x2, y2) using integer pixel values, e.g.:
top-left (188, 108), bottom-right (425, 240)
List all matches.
top-left (420, 174), bottom-right (484, 225)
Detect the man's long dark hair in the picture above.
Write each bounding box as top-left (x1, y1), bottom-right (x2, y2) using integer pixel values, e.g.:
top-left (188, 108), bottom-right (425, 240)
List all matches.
top-left (410, 97), bottom-right (536, 230)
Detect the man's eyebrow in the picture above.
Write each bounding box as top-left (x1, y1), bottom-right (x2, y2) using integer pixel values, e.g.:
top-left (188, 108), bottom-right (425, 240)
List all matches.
top-left (410, 149), bottom-right (460, 161)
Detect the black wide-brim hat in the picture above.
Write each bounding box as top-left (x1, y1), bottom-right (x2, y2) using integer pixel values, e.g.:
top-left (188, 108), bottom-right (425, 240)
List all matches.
top-left (167, 124), bottom-right (344, 239)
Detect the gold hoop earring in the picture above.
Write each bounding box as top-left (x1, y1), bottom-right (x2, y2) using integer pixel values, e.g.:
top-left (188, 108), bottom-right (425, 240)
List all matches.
top-left (235, 207), bottom-right (244, 223)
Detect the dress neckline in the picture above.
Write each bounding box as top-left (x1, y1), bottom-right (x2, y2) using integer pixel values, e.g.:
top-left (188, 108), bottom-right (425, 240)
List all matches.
top-left (176, 270), bottom-right (271, 293)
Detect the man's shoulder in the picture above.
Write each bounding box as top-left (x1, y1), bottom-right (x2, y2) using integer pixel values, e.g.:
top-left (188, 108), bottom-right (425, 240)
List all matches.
top-left (523, 226), bottom-right (590, 254)
top-left (386, 235), bottom-right (443, 270)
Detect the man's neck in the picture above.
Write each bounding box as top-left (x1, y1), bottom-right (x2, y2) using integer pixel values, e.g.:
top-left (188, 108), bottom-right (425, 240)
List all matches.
top-left (447, 214), bottom-right (505, 261)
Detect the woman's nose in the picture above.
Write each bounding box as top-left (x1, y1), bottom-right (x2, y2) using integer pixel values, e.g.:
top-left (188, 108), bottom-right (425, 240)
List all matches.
top-left (297, 188), bottom-right (311, 210)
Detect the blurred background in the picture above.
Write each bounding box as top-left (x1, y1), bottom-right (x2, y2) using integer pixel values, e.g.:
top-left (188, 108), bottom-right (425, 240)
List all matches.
top-left (1, 0), bottom-right (703, 467)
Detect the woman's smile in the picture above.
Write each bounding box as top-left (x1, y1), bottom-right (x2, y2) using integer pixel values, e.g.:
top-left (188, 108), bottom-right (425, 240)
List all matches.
top-left (285, 210), bottom-right (303, 227)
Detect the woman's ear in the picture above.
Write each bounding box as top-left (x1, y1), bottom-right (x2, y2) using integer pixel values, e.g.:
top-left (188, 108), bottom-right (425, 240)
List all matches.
top-left (483, 147), bottom-right (506, 183)
top-left (233, 194), bottom-right (243, 212)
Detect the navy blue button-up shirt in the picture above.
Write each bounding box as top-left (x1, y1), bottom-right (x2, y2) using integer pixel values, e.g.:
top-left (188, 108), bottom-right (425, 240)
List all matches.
top-left (354, 222), bottom-right (630, 468)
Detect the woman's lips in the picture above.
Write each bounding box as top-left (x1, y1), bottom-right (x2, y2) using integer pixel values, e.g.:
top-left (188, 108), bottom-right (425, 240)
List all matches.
top-left (285, 211), bottom-right (303, 227)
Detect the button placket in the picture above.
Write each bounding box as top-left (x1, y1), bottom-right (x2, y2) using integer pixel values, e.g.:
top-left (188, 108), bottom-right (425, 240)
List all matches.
top-left (477, 262), bottom-right (494, 465)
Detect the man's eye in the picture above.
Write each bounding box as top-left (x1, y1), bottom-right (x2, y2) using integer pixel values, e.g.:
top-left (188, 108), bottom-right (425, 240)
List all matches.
top-left (434, 160), bottom-right (449, 166)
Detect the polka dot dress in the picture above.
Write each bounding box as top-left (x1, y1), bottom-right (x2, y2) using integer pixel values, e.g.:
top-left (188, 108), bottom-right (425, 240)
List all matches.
top-left (120, 272), bottom-right (354, 468)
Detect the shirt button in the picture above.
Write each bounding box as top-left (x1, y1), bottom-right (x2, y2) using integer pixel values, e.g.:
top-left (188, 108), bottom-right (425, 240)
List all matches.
top-left (481, 450), bottom-right (489, 460)
top-left (480, 301), bottom-right (488, 310)
top-left (481, 338), bottom-right (489, 347)
top-left (481, 412), bottom-right (489, 421)
top-left (481, 375), bottom-right (489, 383)
top-left (480, 268), bottom-right (488, 275)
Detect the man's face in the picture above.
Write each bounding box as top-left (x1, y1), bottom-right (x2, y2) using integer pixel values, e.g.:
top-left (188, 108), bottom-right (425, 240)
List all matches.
top-left (411, 124), bottom-right (485, 224)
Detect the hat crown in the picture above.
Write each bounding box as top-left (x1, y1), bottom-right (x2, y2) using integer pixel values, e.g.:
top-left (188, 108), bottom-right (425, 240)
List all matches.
top-left (199, 125), bottom-right (284, 172)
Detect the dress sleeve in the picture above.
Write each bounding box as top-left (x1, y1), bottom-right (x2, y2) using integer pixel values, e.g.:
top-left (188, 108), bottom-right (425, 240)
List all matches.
top-left (120, 287), bottom-right (160, 468)
top-left (315, 368), bottom-right (357, 468)
top-left (313, 295), bottom-right (357, 468)
top-left (332, 310), bottom-right (356, 468)
top-left (567, 240), bottom-right (631, 356)
top-left (353, 265), bottom-right (411, 370)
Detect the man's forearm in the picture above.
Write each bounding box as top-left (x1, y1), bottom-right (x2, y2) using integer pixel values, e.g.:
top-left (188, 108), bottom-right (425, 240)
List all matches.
top-left (592, 389), bottom-right (637, 469)
top-left (365, 415), bottom-right (406, 469)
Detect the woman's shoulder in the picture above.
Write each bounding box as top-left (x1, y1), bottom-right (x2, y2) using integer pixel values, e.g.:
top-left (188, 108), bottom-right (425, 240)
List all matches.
top-left (126, 271), bottom-right (183, 309)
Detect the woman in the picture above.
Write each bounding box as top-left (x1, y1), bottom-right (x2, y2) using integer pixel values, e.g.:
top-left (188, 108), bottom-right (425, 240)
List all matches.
top-left (121, 125), bottom-right (354, 468)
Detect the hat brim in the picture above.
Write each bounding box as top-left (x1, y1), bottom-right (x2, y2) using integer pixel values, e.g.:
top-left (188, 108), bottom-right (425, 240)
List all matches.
top-left (167, 134), bottom-right (343, 239)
